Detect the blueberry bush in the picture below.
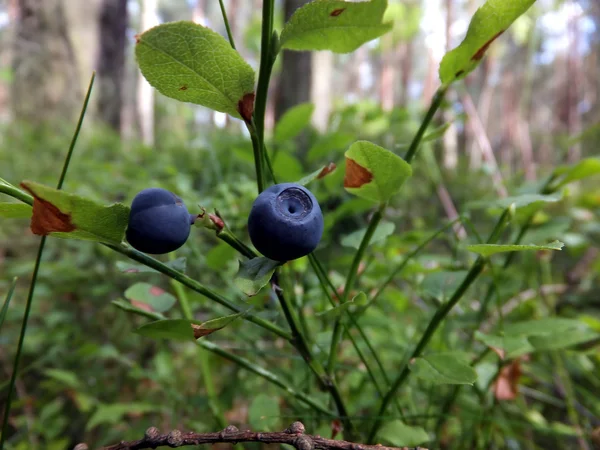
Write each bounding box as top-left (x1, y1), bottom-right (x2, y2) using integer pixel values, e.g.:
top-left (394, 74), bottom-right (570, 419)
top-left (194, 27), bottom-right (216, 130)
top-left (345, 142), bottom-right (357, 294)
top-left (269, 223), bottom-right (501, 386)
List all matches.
top-left (1, 0), bottom-right (600, 449)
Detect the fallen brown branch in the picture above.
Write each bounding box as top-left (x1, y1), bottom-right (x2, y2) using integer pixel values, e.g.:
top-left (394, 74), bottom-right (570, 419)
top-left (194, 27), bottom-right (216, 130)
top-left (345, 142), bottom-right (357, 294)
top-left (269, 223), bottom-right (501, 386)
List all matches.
top-left (76, 422), bottom-right (428, 450)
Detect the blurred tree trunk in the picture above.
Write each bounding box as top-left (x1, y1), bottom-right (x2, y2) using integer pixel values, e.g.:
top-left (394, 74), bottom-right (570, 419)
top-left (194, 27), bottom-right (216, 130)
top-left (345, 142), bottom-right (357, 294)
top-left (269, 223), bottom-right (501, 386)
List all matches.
top-left (138, 0), bottom-right (158, 146)
top-left (11, 0), bottom-right (81, 125)
top-left (275, 0), bottom-right (311, 122)
top-left (97, 0), bottom-right (128, 131)
top-left (311, 51), bottom-right (333, 132)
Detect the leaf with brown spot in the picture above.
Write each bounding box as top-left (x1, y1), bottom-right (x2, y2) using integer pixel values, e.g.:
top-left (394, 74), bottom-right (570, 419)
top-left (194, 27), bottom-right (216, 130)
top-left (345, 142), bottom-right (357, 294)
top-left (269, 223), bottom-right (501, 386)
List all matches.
top-left (439, 0), bottom-right (535, 84)
top-left (344, 158), bottom-right (373, 189)
top-left (178, 84), bottom-right (188, 91)
top-left (493, 359), bottom-right (521, 401)
top-left (192, 312), bottom-right (245, 338)
top-left (343, 141), bottom-right (412, 203)
top-left (330, 8), bottom-right (345, 17)
top-left (471, 30), bottom-right (504, 61)
top-left (317, 162), bottom-right (337, 179)
top-left (20, 181), bottom-right (129, 244)
top-left (130, 300), bottom-right (154, 313)
top-left (237, 92), bottom-right (255, 123)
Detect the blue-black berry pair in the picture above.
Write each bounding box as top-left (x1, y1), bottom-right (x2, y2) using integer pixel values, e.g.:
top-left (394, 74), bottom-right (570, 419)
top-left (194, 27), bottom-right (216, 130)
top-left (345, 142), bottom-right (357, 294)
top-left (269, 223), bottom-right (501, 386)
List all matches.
top-left (126, 183), bottom-right (323, 261)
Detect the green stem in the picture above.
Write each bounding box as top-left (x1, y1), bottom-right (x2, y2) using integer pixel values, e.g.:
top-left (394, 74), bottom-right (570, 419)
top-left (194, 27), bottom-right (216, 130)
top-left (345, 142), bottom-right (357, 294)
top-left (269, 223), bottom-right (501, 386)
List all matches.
top-left (198, 339), bottom-right (333, 416)
top-left (106, 243), bottom-right (291, 340)
top-left (0, 183), bottom-right (34, 204)
top-left (0, 73), bottom-right (95, 450)
top-left (328, 203), bottom-right (385, 374)
top-left (217, 0), bottom-right (236, 49)
top-left (271, 273), bottom-right (354, 436)
top-left (253, 0), bottom-right (275, 144)
top-left (367, 209), bottom-right (511, 443)
top-left (217, 227), bottom-right (256, 259)
top-left (404, 85), bottom-right (448, 164)
top-left (248, 123), bottom-right (265, 193)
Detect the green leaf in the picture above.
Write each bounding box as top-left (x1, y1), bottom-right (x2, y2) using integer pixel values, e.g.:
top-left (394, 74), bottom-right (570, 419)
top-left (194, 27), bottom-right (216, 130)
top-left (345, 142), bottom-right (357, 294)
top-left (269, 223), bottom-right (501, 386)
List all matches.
top-left (466, 192), bottom-right (563, 210)
top-left (297, 163), bottom-right (337, 186)
top-left (124, 283), bottom-right (176, 313)
top-left (378, 420), bottom-right (429, 447)
top-left (111, 299), bottom-right (165, 321)
top-left (20, 181), bottom-right (129, 245)
top-left (422, 122), bottom-right (451, 143)
top-left (135, 21), bottom-right (256, 119)
top-left (317, 292), bottom-right (368, 320)
top-left (248, 394), bottom-right (280, 431)
top-left (554, 158), bottom-right (600, 188)
top-left (272, 152), bottom-right (304, 182)
top-left (528, 328), bottom-right (599, 351)
top-left (234, 257), bottom-right (282, 296)
top-left (466, 240), bottom-right (564, 256)
top-left (341, 221), bottom-right (395, 249)
top-left (421, 270), bottom-right (469, 302)
top-left (205, 242), bottom-right (237, 270)
top-left (409, 353), bottom-right (477, 385)
top-left (116, 257), bottom-right (187, 274)
top-left (439, 0), bottom-right (536, 85)
top-left (280, 0), bottom-right (392, 53)
top-left (0, 203), bottom-right (32, 219)
top-left (0, 277), bottom-right (17, 332)
top-left (475, 331), bottom-right (533, 359)
top-left (87, 403), bottom-right (155, 430)
top-left (476, 318), bottom-right (599, 356)
top-left (134, 319), bottom-right (201, 342)
top-left (274, 102), bottom-right (314, 143)
top-left (192, 313), bottom-right (243, 339)
top-left (343, 140), bottom-right (412, 203)
top-left (44, 369), bottom-right (81, 389)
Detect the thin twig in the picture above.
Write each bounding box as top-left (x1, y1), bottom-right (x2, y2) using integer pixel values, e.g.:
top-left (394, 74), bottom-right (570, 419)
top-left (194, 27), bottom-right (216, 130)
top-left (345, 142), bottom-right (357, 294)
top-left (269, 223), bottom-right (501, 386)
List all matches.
top-left (95, 422), bottom-right (427, 450)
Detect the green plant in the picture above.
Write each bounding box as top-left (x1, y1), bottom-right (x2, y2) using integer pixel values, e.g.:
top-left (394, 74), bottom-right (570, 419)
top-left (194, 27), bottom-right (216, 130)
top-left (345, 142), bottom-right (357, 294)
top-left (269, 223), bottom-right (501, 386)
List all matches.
top-left (2, 0), bottom-right (600, 449)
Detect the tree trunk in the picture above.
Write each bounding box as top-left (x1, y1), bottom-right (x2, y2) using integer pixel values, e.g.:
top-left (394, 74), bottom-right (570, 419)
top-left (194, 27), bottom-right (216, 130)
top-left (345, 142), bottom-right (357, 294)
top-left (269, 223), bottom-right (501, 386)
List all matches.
top-left (311, 51), bottom-right (333, 132)
top-left (137, 0), bottom-right (158, 146)
top-left (97, 0), bottom-right (128, 131)
top-left (275, 0), bottom-right (312, 122)
top-left (11, 0), bottom-right (80, 125)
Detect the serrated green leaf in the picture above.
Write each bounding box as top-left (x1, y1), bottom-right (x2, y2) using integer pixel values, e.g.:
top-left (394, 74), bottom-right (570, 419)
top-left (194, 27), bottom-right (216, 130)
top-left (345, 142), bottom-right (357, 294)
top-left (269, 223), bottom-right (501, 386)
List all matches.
top-left (467, 240), bottom-right (564, 256)
top-left (439, 0), bottom-right (536, 85)
top-left (274, 102), bottom-right (314, 143)
top-left (111, 299), bottom-right (165, 321)
top-left (136, 21), bottom-right (255, 118)
top-left (134, 319), bottom-right (201, 342)
top-left (378, 420), bottom-right (429, 447)
top-left (343, 140), bottom-right (412, 203)
top-left (124, 283), bottom-right (176, 313)
top-left (409, 353), bottom-right (477, 385)
top-left (248, 394), bottom-right (280, 431)
top-left (280, 0), bottom-right (392, 53)
top-left (554, 158), bottom-right (600, 188)
top-left (116, 257), bottom-right (187, 274)
top-left (317, 292), bottom-right (368, 320)
top-left (234, 257), bottom-right (281, 296)
top-left (20, 181), bottom-right (129, 245)
top-left (0, 203), bottom-right (32, 219)
top-left (341, 221), bottom-right (395, 249)
top-left (297, 163), bottom-right (337, 186)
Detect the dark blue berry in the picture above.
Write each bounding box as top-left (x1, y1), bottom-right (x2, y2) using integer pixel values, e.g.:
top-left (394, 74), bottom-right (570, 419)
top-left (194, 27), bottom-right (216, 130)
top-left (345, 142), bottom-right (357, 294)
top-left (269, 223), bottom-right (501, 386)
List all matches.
top-left (126, 188), bottom-right (192, 254)
top-left (248, 183), bottom-right (324, 261)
